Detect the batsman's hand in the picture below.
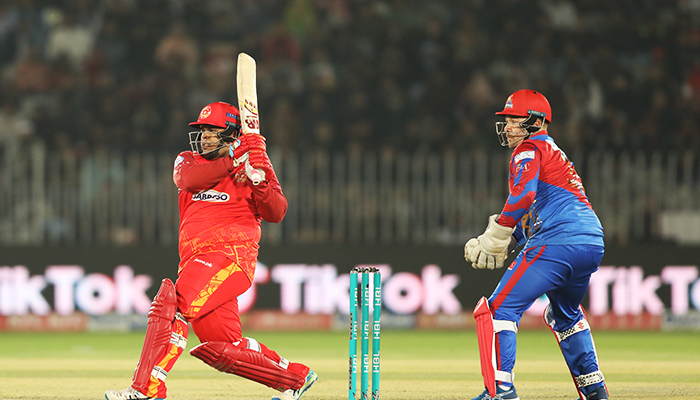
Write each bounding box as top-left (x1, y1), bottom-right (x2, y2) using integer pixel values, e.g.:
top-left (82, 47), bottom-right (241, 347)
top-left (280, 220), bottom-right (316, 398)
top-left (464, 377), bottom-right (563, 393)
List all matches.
top-left (246, 147), bottom-right (274, 183)
top-left (464, 214), bottom-right (516, 269)
top-left (229, 133), bottom-right (266, 159)
top-left (229, 133), bottom-right (268, 174)
top-left (239, 133), bottom-right (266, 151)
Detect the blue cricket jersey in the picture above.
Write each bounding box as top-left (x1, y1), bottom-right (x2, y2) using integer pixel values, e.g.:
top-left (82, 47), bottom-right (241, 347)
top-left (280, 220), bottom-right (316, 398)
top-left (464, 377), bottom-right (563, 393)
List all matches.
top-left (496, 132), bottom-right (604, 248)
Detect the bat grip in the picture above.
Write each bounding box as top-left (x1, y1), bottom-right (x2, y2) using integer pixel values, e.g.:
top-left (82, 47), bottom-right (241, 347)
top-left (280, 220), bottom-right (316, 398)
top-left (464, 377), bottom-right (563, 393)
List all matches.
top-left (250, 169), bottom-right (263, 185)
top-left (243, 157), bottom-right (264, 185)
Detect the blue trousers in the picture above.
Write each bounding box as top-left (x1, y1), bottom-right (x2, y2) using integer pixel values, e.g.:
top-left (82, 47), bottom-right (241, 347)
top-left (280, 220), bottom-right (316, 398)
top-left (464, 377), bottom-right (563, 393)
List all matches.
top-left (488, 244), bottom-right (605, 393)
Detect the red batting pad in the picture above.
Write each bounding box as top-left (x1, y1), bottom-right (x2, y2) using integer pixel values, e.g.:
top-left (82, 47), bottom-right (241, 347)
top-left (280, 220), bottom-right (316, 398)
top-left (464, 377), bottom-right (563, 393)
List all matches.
top-left (132, 279), bottom-right (188, 398)
top-left (474, 297), bottom-right (497, 397)
top-left (190, 341), bottom-right (305, 391)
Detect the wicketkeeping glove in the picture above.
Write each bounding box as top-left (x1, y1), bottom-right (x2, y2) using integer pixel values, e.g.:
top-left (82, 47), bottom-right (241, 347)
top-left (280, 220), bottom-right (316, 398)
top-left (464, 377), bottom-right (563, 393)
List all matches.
top-left (464, 214), bottom-right (516, 270)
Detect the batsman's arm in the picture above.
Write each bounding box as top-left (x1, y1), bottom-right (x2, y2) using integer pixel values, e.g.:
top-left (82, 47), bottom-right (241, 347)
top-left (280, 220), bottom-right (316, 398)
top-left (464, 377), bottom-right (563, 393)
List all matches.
top-left (248, 149), bottom-right (286, 223)
top-left (173, 152), bottom-right (235, 192)
top-left (250, 176), bottom-right (287, 223)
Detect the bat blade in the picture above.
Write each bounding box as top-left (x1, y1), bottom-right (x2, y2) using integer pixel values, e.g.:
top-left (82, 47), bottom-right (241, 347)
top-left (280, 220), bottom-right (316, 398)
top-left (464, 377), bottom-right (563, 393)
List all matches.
top-left (237, 53), bottom-right (260, 136)
top-left (236, 52), bottom-right (263, 184)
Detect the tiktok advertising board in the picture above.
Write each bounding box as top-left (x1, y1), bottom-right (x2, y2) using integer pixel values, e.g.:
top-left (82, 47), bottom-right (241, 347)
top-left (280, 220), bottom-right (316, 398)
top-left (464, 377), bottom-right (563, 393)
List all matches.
top-left (0, 244), bottom-right (699, 331)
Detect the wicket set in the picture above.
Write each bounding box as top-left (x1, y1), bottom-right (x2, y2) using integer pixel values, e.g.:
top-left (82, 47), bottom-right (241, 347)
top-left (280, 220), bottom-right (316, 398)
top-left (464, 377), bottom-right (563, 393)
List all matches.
top-left (349, 266), bottom-right (381, 400)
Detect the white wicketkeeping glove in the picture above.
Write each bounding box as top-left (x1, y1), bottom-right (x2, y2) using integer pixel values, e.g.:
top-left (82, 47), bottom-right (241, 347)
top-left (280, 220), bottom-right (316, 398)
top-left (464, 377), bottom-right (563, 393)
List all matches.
top-left (464, 214), bottom-right (516, 270)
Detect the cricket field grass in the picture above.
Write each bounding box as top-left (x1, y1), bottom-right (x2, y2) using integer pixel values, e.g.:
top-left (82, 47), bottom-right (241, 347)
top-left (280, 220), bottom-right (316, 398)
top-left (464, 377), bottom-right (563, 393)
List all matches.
top-left (0, 329), bottom-right (698, 399)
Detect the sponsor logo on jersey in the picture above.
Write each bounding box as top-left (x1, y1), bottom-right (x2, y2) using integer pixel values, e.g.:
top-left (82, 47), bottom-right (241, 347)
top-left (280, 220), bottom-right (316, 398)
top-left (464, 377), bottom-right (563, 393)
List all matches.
top-left (194, 258), bottom-right (213, 268)
top-left (516, 162), bottom-right (530, 173)
top-left (514, 150), bottom-right (535, 164)
top-left (192, 190), bottom-right (230, 202)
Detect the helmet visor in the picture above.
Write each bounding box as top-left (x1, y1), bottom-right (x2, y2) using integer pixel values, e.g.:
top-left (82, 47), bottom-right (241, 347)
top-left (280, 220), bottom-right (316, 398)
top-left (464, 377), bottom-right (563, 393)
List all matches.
top-left (189, 130), bottom-right (226, 158)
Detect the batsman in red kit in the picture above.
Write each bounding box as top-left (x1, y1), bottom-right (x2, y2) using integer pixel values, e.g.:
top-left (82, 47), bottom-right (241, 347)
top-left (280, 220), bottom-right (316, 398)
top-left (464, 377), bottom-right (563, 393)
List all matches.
top-left (105, 101), bottom-right (318, 400)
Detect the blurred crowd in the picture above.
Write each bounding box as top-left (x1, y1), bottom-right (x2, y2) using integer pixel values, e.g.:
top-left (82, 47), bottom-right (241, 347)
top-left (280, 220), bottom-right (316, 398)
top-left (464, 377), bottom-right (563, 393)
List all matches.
top-left (1, 0), bottom-right (700, 159)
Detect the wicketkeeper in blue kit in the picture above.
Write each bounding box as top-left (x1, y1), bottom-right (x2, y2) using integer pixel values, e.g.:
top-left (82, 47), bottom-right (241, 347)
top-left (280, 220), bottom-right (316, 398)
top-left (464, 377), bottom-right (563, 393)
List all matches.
top-left (464, 89), bottom-right (609, 400)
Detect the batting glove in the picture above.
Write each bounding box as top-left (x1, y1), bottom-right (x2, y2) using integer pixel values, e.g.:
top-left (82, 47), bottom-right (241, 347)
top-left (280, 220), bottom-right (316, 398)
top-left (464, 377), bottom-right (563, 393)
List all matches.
top-left (239, 133), bottom-right (266, 151)
top-left (246, 148), bottom-right (274, 183)
top-left (465, 214), bottom-right (515, 269)
top-left (229, 139), bottom-right (247, 164)
top-left (229, 134), bottom-right (266, 163)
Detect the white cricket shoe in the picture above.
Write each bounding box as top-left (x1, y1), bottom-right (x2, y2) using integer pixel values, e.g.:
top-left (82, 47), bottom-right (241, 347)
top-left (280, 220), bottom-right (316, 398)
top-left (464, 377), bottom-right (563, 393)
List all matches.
top-left (105, 386), bottom-right (160, 400)
top-left (271, 370), bottom-right (318, 400)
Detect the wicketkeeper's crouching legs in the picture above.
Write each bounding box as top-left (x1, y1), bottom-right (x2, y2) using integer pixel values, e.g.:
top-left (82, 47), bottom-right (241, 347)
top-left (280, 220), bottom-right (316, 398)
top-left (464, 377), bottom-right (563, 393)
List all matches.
top-left (473, 297), bottom-right (519, 399)
top-left (544, 303), bottom-right (608, 400)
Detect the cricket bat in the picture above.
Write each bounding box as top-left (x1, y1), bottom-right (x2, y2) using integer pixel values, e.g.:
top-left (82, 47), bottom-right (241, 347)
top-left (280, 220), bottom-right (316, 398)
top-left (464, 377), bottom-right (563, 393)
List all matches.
top-left (237, 52), bottom-right (263, 185)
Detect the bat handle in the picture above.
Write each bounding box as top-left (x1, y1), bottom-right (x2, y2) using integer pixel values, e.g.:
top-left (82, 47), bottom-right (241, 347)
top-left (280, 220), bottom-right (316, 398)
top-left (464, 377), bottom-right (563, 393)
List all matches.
top-left (244, 158), bottom-right (264, 185)
top-left (251, 169), bottom-right (263, 185)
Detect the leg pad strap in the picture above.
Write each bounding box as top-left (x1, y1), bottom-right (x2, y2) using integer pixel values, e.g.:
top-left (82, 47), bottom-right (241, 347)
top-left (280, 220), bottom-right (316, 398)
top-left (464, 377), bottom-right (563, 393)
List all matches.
top-left (576, 370), bottom-right (605, 388)
top-left (495, 370), bottom-right (515, 384)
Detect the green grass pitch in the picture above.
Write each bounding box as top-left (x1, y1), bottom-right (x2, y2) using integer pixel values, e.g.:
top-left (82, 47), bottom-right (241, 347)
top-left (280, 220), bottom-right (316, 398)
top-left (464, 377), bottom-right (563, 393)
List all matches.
top-left (0, 329), bottom-right (698, 399)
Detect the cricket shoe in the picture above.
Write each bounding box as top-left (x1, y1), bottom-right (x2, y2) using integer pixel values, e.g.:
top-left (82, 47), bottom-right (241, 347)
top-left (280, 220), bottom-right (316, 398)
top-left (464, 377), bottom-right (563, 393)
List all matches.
top-left (271, 369), bottom-right (318, 400)
top-left (584, 386), bottom-right (608, 400)
top-left (105, 386), bottom-right (162, 400)
top-left (470, 385), bottom-right (520, 400)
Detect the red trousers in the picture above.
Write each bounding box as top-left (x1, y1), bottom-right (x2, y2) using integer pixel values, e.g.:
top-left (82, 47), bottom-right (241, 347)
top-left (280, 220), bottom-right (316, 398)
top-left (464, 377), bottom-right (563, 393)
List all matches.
top-left (177, 252), bottom-right (251, 341)
top-left (137, 251), bottom-right (308, 398)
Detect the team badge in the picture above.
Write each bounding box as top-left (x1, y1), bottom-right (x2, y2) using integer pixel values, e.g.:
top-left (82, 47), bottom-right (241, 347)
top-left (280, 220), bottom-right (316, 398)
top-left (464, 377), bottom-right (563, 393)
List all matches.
top-left (235, 170), bottom-right (247, 182)
top-left (199, 106), bottom-right (212, 119)
top-left (504, 95), bottom-right (514, 109)
top-left (516, 162), bottom-right (530, 173)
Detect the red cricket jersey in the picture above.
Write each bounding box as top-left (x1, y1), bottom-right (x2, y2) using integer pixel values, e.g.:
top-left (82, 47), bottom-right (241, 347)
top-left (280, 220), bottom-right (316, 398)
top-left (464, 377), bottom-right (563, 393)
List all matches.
top-left (172, 150), bottom-right (287, 281)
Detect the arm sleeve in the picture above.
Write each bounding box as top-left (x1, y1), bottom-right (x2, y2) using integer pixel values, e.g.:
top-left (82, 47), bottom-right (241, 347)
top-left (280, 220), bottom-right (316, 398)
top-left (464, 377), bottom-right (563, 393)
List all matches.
top-left (497, 143), bottom-right (540, 228)
top-left (512, 224), bottom-right (526, 246)
top-left (250, 168), bottom-right (287, 223)
top-left (173, 152), bottom-right (236, 192)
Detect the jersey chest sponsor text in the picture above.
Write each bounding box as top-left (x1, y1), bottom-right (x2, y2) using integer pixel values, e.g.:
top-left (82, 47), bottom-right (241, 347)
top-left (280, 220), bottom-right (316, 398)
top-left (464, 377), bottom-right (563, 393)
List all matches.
top-left (192, 190), bottom-right (230, 202)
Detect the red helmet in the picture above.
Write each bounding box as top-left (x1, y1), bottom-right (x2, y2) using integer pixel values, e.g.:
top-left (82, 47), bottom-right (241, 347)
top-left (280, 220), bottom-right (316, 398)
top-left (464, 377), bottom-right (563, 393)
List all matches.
top-left (189, 101), bottom-right (242, 130)
top-left (188, 102), bottom-right (241, 159)
top-left (495, 89), bottom-right (551, 124)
